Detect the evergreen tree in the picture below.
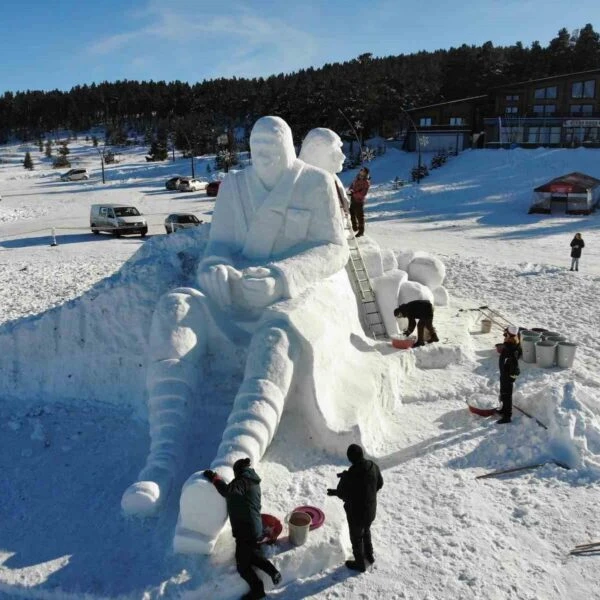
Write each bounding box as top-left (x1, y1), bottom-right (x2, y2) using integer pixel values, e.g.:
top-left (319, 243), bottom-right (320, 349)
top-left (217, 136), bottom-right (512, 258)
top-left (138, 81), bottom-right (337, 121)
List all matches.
top-left (45, 140), bottom-right (52, 158)
top-left (573, 24), bottom-right (600, 71)
top-left (23, 151), bottom-right (33, 170)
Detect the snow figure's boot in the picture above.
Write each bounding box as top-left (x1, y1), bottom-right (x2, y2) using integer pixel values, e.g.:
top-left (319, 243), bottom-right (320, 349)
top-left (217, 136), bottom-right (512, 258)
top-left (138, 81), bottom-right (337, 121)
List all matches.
top-left (121, 289), bottom-right (206, 517)
top-left (173, 324), bottom-right (296, 554)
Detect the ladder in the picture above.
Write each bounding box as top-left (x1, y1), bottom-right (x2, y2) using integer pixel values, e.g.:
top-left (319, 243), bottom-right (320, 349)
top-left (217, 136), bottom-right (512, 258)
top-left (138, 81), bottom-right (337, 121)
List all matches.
top-left (344, 218), bottom-right (387, 340)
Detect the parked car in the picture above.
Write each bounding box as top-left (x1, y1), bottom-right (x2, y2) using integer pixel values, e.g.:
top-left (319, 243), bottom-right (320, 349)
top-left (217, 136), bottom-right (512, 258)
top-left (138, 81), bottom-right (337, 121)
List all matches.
top-left (206, 180), bottom-right (222, 197)
top-left (61, 168), bottom-right (89, 181)
top-left (90, 204), bottom-right (148, 237)
top-left (165, 176), bottom-right (183, 190)
top-left (164, 213), bottom-right (203, 234)
top-left (178, 177), bottom-right (208, 192)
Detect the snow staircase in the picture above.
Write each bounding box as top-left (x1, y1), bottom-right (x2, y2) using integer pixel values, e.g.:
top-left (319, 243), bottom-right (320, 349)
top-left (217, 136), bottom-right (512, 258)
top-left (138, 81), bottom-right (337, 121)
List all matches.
top-left (344, 218), bottom-right (387, 340)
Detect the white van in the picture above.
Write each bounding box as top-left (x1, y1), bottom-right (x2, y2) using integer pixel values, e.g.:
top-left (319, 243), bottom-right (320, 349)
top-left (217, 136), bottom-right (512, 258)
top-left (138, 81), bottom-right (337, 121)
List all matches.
top-left (61, 168), bottom-right (89, 181)
top-left (90, 204), bottom-right (148, 237)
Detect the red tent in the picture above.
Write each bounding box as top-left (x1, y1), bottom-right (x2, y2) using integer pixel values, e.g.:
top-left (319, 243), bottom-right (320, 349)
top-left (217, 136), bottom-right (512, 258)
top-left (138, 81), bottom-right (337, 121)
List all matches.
top-left (530, 172), bottom-right (600, 214)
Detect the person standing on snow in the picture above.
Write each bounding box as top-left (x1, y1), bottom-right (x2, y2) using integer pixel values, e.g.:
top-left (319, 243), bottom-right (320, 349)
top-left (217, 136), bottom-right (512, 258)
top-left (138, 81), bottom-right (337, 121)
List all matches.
top-left (393, 299), bottom-right (439, 347)
top-left (327, 444), bottom-right (383, 572)
top-left (570, 233), bottom-right (585, 271)
top-left (348, 166), bottom-right (370, 237)
top-left (204, 458), bottom-right (281, 600)
top-left (496, 326), bottom-right (522, 424)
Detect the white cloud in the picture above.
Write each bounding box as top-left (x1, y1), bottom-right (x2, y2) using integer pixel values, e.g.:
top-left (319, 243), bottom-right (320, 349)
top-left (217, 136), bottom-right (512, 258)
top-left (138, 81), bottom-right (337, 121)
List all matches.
top-left (85, 2), bottom-right (319, 79)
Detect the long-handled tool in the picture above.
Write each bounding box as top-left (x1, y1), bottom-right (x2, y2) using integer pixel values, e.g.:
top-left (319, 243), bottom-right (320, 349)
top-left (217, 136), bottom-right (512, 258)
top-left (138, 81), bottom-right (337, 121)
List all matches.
top-left (458, 306), bottom-right (515, 332)
top-left (569, 542), bottom-right (600, 555)
top-left (476, 460), bottom-right (570, 480)
top-left (514, 404), bottom-right (548, 430)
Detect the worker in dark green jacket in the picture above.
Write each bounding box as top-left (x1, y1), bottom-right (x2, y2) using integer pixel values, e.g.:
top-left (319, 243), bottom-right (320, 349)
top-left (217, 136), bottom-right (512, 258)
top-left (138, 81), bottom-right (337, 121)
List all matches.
top-left (204, 458), bottom-right (281, 600)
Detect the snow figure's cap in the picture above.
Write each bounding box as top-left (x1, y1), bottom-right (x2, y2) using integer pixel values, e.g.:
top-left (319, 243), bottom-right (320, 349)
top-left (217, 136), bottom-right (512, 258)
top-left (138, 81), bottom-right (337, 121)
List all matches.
top-left (233, 457), bottom-right (251, 475)
top-left (347, 444), bottom-right (364, 464)
top-left (506, 325), bottom-right (519, 336)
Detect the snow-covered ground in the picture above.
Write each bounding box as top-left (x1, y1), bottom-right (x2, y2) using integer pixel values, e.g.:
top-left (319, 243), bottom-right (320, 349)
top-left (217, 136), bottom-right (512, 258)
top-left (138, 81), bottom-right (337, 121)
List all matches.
top-left (1, 137), bottom-right (600, 600)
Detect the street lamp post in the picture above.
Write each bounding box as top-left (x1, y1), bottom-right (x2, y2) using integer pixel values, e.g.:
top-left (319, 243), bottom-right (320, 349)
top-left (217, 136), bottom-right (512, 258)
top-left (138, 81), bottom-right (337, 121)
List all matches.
top-left (96, 147), bottom-right (106, 184)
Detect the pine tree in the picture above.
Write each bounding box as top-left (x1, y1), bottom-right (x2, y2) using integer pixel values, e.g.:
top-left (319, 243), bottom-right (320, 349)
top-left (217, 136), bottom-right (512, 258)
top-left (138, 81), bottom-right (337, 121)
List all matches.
top-left (23, 151), bottom-right (34, 170)
top-left (45, 140), bottom-right (52, 158)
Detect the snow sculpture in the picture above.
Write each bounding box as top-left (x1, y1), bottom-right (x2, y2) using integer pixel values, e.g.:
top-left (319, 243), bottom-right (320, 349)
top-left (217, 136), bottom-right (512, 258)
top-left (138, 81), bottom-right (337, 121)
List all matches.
top-left (122, 117), bottom-right (390, 554)
top-left (398, 280), bottom-right (434, 305)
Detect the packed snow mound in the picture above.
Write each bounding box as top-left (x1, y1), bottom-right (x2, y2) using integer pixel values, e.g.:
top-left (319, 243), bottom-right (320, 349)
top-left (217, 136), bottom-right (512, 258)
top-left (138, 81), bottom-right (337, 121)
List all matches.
top-left (408, 255), bottom-right (446, 289)
top-left (432, 285), bottom-right (450, 306)
top-left (0, 228), bottom-right (210, 411)
top-left (398, 279), bottom-right (434, 305)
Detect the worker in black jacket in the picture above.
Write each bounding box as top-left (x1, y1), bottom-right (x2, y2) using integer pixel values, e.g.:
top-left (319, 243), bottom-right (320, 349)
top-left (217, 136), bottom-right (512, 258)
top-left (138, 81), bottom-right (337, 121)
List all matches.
top-left (204, 458), bottom-right (281, 600)
top-left (327, 444), bottom-right (384, 572)
top-left (394, 299), bottom-right (439, 347)
top-left (496, 325), bottom-right (522, 424)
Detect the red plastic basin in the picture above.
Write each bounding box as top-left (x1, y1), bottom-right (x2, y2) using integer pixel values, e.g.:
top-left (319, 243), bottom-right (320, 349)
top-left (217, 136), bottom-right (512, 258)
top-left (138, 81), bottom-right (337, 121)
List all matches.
top-left (260, 513), bottom-right (283, 544)
top-left (392, 338), bottom-right (415, 350)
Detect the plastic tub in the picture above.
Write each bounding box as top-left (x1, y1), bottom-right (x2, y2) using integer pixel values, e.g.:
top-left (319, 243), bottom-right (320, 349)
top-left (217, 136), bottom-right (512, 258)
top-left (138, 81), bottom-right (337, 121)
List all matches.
top-left (481, 318), bottom-right (492, 333)
top-left (536, 340), bottom-right (557, 368)
top-left (495, 343), bottom-right (504, 354)
top-left (521, 336), bottom-right (537, 363)
top-left (287, 511), bottom-right (312, 546)
top-left (557, 342), bottom-right (577, 368)
top-left (260, 514), bottom-right (283, 544)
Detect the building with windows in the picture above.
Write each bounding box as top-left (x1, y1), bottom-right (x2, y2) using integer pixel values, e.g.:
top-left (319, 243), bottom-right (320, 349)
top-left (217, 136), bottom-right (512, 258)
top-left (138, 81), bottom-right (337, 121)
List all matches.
top-left (404, 68), bottom-right (600, 150)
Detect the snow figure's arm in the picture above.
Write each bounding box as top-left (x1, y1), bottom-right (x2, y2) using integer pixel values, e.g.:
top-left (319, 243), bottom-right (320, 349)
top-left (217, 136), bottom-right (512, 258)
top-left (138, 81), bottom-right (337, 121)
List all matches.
top-left (268, 174), bottom-right (349, 298)
top-left (197, 176), bottom-right (243, 306)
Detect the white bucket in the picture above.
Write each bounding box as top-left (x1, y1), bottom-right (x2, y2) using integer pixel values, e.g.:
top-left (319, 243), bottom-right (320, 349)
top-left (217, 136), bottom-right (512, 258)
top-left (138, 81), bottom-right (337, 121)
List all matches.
top-left (557, 342), bottom-right (577, 368)
top-left (521, 337), bottom-right (537, 363)
top-left (541, 331), bottom-right (561, 340)
top-left (288, 511), bottom-right (311, 546)
top-left (536, 340), bottom-right (557, 368)
top-left (481, 319), bottom-right (492, 333)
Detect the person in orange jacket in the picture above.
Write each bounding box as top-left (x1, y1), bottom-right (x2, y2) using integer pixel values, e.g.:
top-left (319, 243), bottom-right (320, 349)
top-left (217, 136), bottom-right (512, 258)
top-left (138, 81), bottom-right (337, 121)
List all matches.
top-left (348, 166), bottom-right (370, 237)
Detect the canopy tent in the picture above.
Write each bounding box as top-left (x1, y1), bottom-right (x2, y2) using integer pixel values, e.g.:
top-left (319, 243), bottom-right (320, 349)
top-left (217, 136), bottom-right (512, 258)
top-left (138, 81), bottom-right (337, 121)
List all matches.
top-left (529, 172), bottom-right (600, 215)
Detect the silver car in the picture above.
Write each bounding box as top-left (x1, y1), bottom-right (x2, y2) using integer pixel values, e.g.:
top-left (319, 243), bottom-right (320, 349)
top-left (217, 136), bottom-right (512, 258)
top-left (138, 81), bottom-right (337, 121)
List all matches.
top-left (164, 213), bottom-right (203, 234)
top-left (178, 177), bottom-right (208, 192)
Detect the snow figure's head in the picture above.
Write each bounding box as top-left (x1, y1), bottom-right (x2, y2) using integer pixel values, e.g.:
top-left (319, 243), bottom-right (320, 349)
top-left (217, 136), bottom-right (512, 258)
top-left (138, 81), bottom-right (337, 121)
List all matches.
top-left (250, 116), bottom-right (296, 190)
top-left (299, 128), bottom-right (345, 175)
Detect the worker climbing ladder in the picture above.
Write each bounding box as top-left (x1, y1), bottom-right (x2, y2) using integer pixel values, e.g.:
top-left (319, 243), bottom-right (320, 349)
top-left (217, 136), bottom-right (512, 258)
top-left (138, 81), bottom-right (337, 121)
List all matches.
top-left (343, 218), bottom-right (387, 340)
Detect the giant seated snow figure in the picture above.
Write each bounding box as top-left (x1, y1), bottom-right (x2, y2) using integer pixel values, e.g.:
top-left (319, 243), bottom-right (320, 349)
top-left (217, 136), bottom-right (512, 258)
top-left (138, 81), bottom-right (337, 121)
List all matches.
top-left (121, 116), bottom-right (410, 555)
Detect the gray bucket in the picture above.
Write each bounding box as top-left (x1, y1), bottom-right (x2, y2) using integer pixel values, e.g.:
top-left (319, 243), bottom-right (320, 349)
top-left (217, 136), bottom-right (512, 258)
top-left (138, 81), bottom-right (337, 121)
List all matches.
top-left (536, 340), bottom-right (557, 368)
top-left (521, 336), bottom-right (537, 363)
top-left (521, 330), bottom-right (542, 340)
top-left (546, 335), bottom-right (567, 344)
top-left (557, 342), bottom-right (577, 368)
top-left (541, 331), bottom-right (561, 340)
top-left (481, 319), bottom-right (492, 333)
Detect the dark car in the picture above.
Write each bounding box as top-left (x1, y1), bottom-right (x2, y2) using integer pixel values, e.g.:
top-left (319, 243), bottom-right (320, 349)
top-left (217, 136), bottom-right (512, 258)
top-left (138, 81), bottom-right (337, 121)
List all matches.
top-left (165, 176), bottom-right (183, 190)
top-left (164, 213), bottom-right (203, 234)
top-left (206, 180), bottom-right (221, 197)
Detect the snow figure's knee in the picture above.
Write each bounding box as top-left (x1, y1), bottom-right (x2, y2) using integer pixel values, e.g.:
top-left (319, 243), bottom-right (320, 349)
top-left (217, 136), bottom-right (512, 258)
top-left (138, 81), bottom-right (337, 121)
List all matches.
top-left (149, 290), bottom-right (207, 363)
top-left (245, 325), bottom-right (297, 378)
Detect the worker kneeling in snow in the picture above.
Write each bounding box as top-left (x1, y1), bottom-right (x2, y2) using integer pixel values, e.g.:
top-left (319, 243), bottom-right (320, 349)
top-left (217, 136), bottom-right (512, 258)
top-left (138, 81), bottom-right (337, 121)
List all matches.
top-left (393, 299), bottom-right (439, 347)
top-left (204, 458), bottom-right (281, 600)
top-left (328, 444), bottom-right (383, 572)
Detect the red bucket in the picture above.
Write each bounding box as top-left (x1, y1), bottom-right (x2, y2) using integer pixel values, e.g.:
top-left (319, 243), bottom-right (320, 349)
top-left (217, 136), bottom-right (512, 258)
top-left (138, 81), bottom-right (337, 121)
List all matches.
top-left (260, 514), bottom-right (283, 544)
top-left (467, 403), bottom-right (497, 417)
top-left (391, 338), bottom-right (415, 350)
top-left (495, 343), bottom-right (504, 354)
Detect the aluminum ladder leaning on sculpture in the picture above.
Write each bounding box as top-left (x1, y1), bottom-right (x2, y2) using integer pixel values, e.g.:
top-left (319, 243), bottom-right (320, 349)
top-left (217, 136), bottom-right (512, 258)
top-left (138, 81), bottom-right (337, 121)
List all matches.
top-left (344, 224), bottom-right (387, 340)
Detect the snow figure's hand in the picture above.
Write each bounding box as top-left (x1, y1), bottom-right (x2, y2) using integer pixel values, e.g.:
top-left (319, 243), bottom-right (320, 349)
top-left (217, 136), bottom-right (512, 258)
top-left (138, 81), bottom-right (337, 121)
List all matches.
top-left (240, 267), bottom-right (282, 308)
top-left (198, 264), bottom-right (241, 307)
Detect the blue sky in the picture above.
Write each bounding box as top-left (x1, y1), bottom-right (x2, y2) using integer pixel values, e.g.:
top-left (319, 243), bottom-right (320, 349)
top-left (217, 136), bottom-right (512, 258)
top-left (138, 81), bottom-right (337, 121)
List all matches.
top-left (1, 0), bottom-right (598, 93)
